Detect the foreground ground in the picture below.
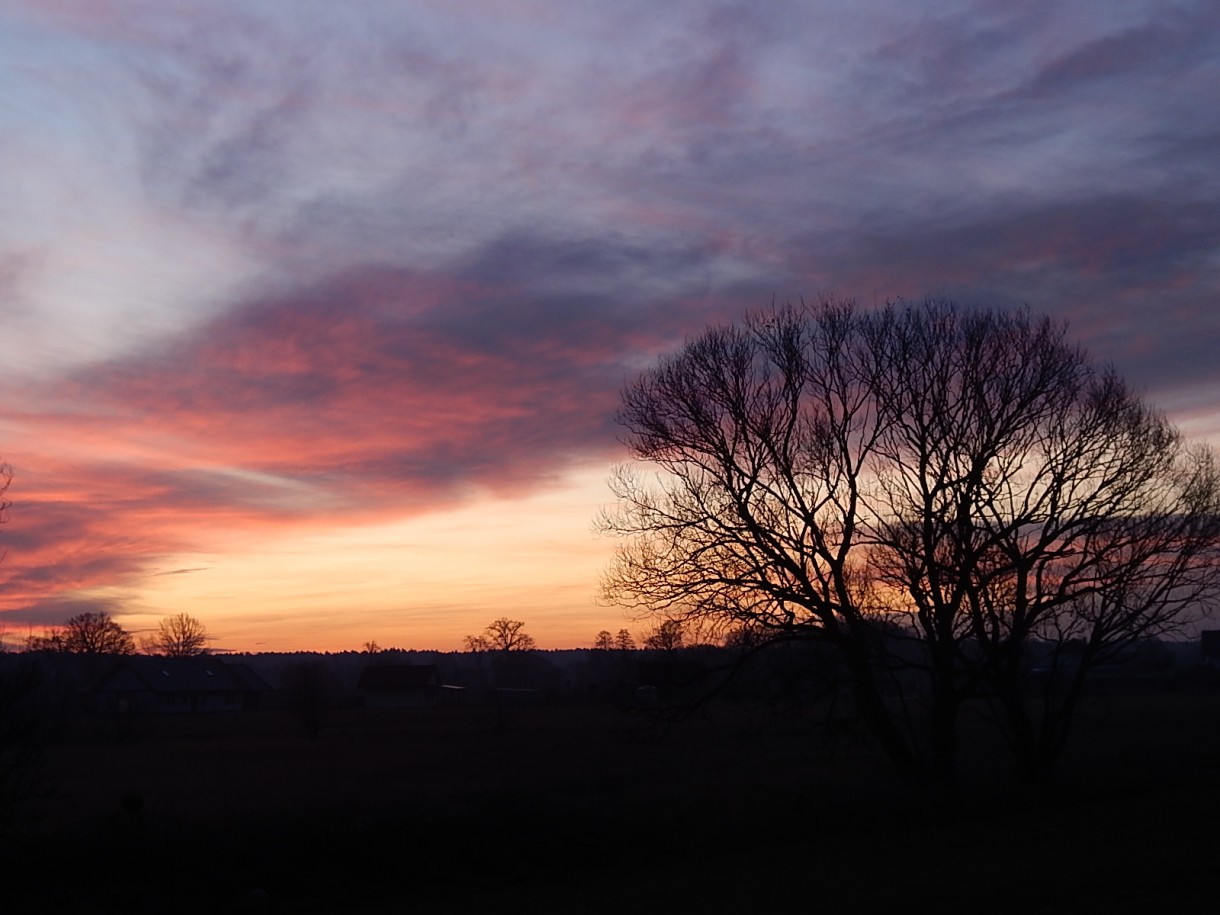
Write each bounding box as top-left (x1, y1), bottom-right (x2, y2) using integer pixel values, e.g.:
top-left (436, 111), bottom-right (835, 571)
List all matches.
top-left (6, 686), bottom-right (1220, 913)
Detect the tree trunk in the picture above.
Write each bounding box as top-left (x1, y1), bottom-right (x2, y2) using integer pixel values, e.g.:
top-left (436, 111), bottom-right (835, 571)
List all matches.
top-left (996, 667), bottom-right (1085, 785)
top-left (928, 689), bottom-right (959, 784)
top-left (839, 644), bottom-right (922, 778)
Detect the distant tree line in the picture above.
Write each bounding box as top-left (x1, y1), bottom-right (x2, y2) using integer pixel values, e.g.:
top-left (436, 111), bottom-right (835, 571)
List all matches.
top-left (593, 629), bottom-right (636, 651)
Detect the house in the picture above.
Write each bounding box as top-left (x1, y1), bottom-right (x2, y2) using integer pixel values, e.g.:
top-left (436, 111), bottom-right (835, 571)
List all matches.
top-left (357, 663), bottom-right (443, 708)
top-left (89, 655), bottom-right (272, 715)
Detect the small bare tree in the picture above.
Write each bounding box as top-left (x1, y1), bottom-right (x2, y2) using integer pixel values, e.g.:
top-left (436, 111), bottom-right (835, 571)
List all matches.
top-left (643, 620), bottom-right (685, 652)
top-left (464, 618), bottom-right (537, 692)
top-left (593, 630), bottom-right (615, 651)
top-left (471, 617), bottom-right (536, 653)
top-left (24, 629), bottom-right (65, 653)
top-left (144, 613), bottom-right (210, 657)
top-left (29, 612), bottom-right (135, 655)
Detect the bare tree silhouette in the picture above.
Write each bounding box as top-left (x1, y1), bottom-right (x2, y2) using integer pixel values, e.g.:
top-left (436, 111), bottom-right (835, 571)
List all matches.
top-left (600, 297), bottom-right (1220, 781)
top-left (142, 613), bottom-right (210, 657)
top-left (643, 620), bottom-right (685, 652)
top-left (28, 612), bottom-right (135, 655)
top-left (465, 618), bottom-right (536, 653)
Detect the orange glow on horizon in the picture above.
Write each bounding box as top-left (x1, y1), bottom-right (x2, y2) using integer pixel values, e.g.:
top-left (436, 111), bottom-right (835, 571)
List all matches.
top-left (2, 465), bottom-right (631, 653)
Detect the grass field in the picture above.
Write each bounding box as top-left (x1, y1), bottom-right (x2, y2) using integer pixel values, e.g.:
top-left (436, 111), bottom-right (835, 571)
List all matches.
top-left (7, 687), bottom-right (1220, 912)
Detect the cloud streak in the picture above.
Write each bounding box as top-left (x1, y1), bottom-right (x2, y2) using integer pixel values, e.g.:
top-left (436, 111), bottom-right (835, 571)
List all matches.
top-left (0, 259), bottom-right (716, 617)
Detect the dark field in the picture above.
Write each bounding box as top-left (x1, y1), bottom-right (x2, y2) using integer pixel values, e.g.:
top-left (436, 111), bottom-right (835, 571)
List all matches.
top-left (8, 689), bottom-right (1220, 913)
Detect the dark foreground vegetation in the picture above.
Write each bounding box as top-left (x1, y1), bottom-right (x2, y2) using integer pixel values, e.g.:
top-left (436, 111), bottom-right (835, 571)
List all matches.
top-left (6, 682), bottom-right (1220, 913)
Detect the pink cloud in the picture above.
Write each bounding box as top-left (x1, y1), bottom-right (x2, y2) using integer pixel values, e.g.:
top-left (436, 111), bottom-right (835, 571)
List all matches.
top-left (0, 264), bottom-right (693, 622)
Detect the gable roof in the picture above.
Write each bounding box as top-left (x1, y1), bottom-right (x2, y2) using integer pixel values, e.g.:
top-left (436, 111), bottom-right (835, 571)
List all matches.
top-left (223, 662), bottom-right (273, 693)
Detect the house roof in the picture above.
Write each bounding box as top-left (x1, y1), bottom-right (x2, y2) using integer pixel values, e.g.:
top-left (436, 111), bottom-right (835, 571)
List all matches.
top-left (225, 662), bottom-right (273, 693)
top-left (357, 664), bottom-right (440, 691)
top-left (90, 656), bottom-right (270, 694)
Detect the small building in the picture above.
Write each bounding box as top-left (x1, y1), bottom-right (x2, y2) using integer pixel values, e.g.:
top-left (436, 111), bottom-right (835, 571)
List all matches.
top-left (89, 656), bottom-right (272, 715)
top-left (357, 663), bottom-right (442, 708)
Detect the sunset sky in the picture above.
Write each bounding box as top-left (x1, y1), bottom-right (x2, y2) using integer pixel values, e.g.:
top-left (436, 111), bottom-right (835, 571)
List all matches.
top-left (1, 0), bottom-right (1217, 651)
